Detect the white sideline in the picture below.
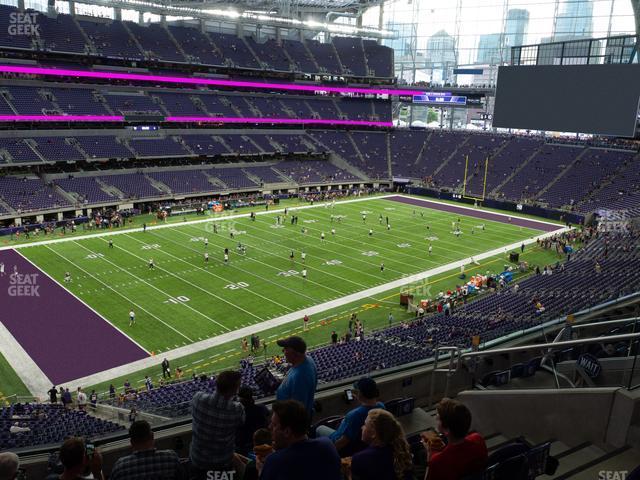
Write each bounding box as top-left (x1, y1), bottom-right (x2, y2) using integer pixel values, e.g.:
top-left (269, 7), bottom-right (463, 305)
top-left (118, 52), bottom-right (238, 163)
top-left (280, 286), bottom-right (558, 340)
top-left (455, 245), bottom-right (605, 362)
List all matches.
top-left (0, 193), bottom-right (562, 252)
top-left (0, 195), bottom-right (393, 252)
top-left (0, 320), bottom-right (52, 397)
top-left (60, 225), bottom-right (569, 391)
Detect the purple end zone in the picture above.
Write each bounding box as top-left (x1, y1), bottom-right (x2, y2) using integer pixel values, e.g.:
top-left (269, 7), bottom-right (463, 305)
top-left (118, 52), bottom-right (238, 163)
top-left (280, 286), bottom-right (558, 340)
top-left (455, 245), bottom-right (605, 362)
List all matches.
top-left (385, 196), bottom-right (561, 232)
top-left (0, 249), bottom-right (147, 385)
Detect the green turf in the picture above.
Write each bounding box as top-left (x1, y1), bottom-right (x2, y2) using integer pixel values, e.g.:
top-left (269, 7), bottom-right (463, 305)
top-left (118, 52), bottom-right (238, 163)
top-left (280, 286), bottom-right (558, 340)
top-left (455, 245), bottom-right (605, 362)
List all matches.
top-left (0, 196), bottom-right (368, 247)
top-left (0, 193), bottom-right (562, 249)
top-left (20, 197), bottom-right (545, 352)
top-left (83, 245), bottom-right (564, 397)
top-left (0, 351), bottom-right (31, 402)
top-left (6, 196), bottom-right (562, 397)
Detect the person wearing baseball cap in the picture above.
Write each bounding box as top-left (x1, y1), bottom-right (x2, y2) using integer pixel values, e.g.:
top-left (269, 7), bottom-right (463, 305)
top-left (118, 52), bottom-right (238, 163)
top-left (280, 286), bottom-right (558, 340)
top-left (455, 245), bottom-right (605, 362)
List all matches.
top-left (275, 336), bottom-right (317, 416)
top-left (315, 377), bottom-right (385, 457)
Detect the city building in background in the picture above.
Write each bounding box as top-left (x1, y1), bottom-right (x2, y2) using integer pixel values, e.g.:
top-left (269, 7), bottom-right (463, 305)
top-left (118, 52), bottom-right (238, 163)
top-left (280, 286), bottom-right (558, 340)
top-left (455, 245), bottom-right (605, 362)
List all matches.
top-left (553, 0), bottom-right (594, 40)
top-left (371, 0), bottom-right (635, 85)
top-left (504, 8), bottom-right (530, 52)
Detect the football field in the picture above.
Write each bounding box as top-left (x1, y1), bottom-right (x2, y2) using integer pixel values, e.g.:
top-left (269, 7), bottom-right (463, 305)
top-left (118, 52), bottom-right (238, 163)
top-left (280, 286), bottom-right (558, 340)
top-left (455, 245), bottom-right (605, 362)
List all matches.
top-left (0, 195), bottom-right (563, 392)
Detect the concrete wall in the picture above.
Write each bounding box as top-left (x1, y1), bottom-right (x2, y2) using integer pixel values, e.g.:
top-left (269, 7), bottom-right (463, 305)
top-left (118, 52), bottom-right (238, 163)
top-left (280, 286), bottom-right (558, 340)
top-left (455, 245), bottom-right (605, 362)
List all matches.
top-left (458, 388), bottom-right (621, 448)
top-left (606, 388), bottom-right (640, 448)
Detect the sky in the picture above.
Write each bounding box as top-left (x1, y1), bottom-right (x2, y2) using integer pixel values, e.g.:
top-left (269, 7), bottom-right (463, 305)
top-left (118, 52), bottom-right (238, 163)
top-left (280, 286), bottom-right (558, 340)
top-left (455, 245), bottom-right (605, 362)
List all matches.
top-left (361, 0), bottom-right (636, 65)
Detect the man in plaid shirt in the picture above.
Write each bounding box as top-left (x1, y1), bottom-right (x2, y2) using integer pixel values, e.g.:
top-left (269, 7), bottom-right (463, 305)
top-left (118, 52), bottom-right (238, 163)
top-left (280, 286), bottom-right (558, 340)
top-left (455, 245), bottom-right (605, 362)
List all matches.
top-left (189, 370), bottom-right (245, 478)
top-left (110, 420), bottom-right (183, 480)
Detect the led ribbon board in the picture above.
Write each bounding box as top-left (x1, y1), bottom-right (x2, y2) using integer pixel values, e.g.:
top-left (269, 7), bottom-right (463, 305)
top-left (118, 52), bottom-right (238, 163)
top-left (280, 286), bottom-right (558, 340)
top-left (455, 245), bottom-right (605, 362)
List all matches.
top-left (0, 64), bottom-right (426, 97)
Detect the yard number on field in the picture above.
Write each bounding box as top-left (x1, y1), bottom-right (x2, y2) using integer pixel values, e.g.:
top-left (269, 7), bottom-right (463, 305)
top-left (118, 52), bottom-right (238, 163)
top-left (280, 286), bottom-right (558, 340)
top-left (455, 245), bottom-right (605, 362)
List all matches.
top-left (164, 296), bottom-right (190, 304)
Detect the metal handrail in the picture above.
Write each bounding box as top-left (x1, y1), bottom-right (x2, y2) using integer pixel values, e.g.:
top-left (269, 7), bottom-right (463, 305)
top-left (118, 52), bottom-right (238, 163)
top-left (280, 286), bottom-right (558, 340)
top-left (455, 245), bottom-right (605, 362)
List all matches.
top-left (569, 316), bottom-right (640, 330)
top-left (428, 346), bottom-right (460, 407)
top-left (459, 332), bottom-right (640, 359)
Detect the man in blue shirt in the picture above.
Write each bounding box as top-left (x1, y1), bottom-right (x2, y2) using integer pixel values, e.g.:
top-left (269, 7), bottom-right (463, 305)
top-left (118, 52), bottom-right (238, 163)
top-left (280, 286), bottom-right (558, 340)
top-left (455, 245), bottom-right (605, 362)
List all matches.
top-left (275, 336), bottom-right (317, 416)
top-left (260, 400), bottom-right (341, 480)
top-left (316, 377), bottom-right (385, 457)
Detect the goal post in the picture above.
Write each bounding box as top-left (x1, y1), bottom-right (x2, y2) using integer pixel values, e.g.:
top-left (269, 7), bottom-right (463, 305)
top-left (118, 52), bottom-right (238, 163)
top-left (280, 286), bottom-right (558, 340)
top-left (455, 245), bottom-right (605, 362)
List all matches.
top-left (462, 155), bottom-right (489, 202)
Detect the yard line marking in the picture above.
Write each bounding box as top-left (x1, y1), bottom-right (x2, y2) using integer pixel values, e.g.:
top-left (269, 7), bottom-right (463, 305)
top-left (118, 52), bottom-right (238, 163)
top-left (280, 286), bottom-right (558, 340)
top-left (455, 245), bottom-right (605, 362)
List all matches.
top-left (238, 215), bottom-right (408, 275)
top-left (160, 227), bottom-right (327, 300)
top-left (0, 194), bottom-right (399, 252)
top-left (175, 224), bottom-right (349, 296)
top-left (297, 203), bottom-right (527, 264)
top-left (93, 237), bottom-right (260, 328)
top-left (135, 232), bottom-right (294, 312)
top-left (115, 235), bottom-right (265, 324)
top-left (335, 200), bottom-right (533, 249)
top-left (63, 224), bottom-right (568, 388)
top-left (73, 240), bottom-right (232, 332)
top-left (339, 199), bottom-right (532, 242)
top-left (42, 245), bottom-right (192, 344)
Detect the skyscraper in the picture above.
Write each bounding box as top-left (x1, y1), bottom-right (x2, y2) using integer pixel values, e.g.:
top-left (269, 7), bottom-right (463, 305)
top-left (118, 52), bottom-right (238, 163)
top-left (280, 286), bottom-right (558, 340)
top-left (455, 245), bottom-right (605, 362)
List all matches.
top-left (553, 0), bottom-right (593, 40)
top-left (424, 30), bottom-right (457, 83)
top-left (476, 33), bottom-right (502, 64)
top-left (504, 9), bottom-right (530, 49)
top-left (424, 30), bottom-right (456, 67)
top-left (476, 9), bottom-right (529, 65)
top-left (383, 22), bottom-right (417, 58)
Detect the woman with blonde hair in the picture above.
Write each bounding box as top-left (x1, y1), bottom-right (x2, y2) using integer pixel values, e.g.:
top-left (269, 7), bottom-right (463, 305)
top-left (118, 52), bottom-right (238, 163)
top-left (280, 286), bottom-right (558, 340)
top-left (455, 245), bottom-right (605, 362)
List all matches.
top-left (349, 408), bottom-right (413, 480)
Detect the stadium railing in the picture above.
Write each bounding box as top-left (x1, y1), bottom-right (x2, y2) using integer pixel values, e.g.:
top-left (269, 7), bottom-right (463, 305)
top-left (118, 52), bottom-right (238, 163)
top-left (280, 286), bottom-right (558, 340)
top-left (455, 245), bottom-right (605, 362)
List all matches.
top-left (429, 330), bottom-right (640, 399)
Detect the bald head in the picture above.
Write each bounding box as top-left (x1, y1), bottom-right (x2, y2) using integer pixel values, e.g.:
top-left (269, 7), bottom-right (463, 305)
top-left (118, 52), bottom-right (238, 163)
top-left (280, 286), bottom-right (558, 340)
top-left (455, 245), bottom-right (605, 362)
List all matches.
top-left (0, 452), bottom-right (19, 480)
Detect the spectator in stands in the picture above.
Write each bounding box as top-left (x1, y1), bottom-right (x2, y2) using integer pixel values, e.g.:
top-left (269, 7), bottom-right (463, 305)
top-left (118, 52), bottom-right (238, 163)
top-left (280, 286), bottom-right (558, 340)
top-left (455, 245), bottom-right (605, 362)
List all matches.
top-left (45, 437), bottom-right (104, 480)
top-left (190, 370), bottom-right (244, 479)
top-left (77, 388), bottom-right (87, 411)
top-left (9, 422), bottom-right (30, 434)
top-left (349, 408), bottom-right (413, 480)
top-left (110, 420), bottom-right (183, 480)
top-left (89, 390), bottom-right (98, 410)
top-left (0, 452), bottom-right (19, 480)
top-left (316, 377), bottom-right (385, 457)
top-left (62, 388), bottom-right (72, 409)
top-left (423, 398), bottom-right (487, 480)
top-left (235, 428), bottom-right (272, 480)
top-left (260, 400), bottom-right (341, 480)
top-left (162, 358), bottom-right (171, 379)
top-left (48, 385), bottom-right (58, 404)
top-left (276, 336), bottom-right (318, 416)
top-left (236, 386), bottom-right (269, 456)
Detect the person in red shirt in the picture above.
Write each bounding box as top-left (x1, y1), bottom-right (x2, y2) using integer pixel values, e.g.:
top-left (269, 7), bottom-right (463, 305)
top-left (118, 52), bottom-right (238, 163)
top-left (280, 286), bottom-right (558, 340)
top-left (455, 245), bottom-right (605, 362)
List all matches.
top-left (422, 398), bottom-right (488, 480)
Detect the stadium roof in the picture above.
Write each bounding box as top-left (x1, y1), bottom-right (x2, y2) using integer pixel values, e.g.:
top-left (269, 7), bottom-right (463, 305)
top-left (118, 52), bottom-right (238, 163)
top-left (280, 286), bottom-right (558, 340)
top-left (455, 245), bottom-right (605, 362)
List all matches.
top-left (156, 0), bottom-right (385, 15)
top-left (96, 0), bottom-right (394, 38)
